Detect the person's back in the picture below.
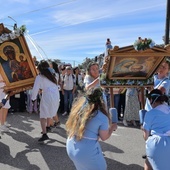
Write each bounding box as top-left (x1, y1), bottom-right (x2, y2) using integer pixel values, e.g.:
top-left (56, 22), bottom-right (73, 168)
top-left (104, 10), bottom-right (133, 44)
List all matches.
top-left (66, 87), bottom-right (117, 170)
top-left (143, 104), bottom-right (170, 135)
top-left (31, 60), bottom-right (60, 142)
top-left (143, 89), bottom-right (170, 170)
top-left (83, 110), bottom-right (108, 140)
top-left (37, 74), bottom-right (58, 90)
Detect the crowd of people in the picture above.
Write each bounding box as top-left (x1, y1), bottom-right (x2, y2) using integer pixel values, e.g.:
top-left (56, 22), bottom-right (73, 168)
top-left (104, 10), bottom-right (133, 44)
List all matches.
top-left (0, 59), bottom-right (86, 137)
top-left (0, 39), bottom-right (170, 169)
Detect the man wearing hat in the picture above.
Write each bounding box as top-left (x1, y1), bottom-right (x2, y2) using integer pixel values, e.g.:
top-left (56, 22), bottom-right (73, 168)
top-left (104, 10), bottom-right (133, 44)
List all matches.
top-left (61, 66), bottom-right (76, 116)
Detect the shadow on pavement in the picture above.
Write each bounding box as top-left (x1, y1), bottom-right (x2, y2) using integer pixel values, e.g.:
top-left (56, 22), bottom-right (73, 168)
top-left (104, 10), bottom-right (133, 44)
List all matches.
top-left (0, 112), bottom-right (144, 170)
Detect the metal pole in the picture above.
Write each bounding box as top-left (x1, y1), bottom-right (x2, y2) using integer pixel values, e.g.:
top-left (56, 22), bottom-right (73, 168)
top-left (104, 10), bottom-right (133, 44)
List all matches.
top-left (165, 0), bottom-right (170, 45)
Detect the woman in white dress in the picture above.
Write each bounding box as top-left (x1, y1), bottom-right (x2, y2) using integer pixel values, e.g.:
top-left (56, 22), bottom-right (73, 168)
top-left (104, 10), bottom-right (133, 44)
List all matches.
top-left (32, 60), bottom-right (60, 142)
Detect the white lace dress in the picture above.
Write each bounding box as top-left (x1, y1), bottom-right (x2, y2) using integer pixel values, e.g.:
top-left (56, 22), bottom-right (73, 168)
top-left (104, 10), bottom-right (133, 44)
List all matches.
top-left (31, 74), bottom-right (60, 118)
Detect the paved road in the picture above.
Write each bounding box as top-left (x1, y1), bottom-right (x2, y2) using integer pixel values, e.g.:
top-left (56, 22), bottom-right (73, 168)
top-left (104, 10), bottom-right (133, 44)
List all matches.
top-left (0, 112), bottom-right (145, 170)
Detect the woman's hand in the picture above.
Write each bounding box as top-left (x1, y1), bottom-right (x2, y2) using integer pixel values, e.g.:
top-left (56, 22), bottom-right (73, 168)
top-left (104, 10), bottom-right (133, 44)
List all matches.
top-left (111, 123), bottom-right (117, 131)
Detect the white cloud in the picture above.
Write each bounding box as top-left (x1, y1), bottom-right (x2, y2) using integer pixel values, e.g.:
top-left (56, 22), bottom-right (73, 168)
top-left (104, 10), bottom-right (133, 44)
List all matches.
top-left (51, 1), bottom-right (165, 26)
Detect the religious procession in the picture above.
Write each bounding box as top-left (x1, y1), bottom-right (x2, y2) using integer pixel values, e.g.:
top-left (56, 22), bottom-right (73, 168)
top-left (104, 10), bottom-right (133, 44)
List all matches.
top-left (0, 1), bottom-right (170, 170)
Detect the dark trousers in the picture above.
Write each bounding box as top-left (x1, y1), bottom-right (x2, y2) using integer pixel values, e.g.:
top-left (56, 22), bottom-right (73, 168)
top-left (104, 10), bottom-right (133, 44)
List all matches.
top-left (9, 92), bottom-right (26, 112)
top-left (58, 91), bottom-right (64, 114)
top-left (118, 93), bottom-right (126, 120)
top-left (64, 90), bottom-right (73, 113)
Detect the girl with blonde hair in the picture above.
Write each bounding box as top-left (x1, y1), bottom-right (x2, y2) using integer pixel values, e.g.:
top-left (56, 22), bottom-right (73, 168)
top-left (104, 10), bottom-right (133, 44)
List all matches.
top-left (66, 87), bottom-right (117, 170)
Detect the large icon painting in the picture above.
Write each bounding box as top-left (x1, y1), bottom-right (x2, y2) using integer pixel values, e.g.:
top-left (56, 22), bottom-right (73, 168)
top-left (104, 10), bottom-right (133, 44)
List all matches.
top-left (0, 25), bottom-right (38, 93)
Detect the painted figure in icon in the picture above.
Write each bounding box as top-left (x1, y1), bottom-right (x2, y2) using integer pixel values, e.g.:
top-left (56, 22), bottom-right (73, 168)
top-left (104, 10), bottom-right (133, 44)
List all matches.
top-left (19, 54), bottom-right (33, 79)
top-left (3, 45), bottom-right (22, 82)
top-left (113, 58), bottom-right (137, 74)
top-left (129, 64), bottom-right (147, 77)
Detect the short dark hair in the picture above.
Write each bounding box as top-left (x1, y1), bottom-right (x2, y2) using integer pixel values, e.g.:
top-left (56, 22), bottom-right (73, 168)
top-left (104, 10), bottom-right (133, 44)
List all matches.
top-left (147, 89), bottom-right (169, 103)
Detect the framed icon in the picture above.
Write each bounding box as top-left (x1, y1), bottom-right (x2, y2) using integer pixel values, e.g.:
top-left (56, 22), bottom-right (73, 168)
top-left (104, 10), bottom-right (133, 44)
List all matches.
top-left (105, 45), bottom-right (169, 80)
top-left (0, 35), bottom-right (38, 93)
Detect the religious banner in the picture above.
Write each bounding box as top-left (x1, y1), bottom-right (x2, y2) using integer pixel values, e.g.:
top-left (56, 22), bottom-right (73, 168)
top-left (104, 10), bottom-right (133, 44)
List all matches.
top-left (102, 42), bottom-right (170, 86)
top-left (0, 23), bottom-right (38, 93)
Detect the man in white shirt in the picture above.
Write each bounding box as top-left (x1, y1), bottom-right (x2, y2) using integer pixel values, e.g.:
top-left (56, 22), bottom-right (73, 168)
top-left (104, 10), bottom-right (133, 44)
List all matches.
top-left (61, 66), bottom-right (76, 116)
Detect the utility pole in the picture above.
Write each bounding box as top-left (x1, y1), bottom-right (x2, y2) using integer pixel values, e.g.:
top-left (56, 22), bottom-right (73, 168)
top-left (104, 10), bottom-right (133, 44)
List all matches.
top-left (165, 0), bottom-right (170, 45)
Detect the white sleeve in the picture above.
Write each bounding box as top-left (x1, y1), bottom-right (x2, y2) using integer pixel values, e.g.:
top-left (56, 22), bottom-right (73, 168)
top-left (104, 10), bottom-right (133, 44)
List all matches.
top-left (31, 75), bottom-right (41, 101)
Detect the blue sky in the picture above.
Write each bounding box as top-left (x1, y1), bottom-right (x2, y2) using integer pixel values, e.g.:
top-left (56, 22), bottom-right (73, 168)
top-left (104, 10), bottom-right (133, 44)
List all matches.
top-left (0, 0), bottom-right (167, 66)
